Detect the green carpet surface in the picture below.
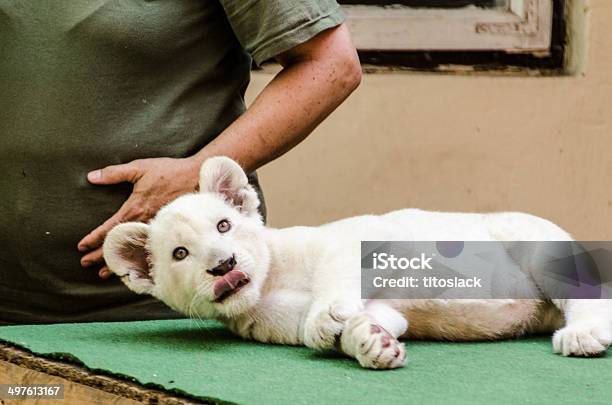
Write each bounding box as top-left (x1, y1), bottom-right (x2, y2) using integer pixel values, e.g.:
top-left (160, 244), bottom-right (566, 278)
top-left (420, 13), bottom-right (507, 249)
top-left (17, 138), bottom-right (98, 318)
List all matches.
top-left (0, 319), bottom-right (610, 404)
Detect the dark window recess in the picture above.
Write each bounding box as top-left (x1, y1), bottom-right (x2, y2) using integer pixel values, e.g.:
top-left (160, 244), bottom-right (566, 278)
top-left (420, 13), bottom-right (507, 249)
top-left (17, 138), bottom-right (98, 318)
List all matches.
top-left (339, 1), bottom-right (567, 73)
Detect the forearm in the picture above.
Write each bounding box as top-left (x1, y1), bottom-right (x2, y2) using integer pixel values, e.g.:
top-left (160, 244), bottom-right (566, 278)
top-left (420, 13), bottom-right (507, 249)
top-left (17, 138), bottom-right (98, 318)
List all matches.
top-left (191, 25), bottom-right (361, 174)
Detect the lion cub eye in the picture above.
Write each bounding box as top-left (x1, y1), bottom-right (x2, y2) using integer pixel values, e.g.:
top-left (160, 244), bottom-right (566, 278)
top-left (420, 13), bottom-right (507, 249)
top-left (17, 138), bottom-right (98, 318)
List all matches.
top-left (172, 247), bottom-right (189, 261)
top-left (217, 219), bottom-right (231, 233)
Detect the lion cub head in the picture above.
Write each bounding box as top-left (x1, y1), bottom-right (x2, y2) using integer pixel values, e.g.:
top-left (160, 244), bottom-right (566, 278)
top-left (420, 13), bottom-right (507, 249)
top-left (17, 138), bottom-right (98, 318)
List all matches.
top-left (103, 157), bottom-right (270, 319)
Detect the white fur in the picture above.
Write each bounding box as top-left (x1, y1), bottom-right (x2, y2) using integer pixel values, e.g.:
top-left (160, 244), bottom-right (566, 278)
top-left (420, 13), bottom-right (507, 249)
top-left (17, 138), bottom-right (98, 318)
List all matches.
top-left (103, 157), bottom-right (612, 369)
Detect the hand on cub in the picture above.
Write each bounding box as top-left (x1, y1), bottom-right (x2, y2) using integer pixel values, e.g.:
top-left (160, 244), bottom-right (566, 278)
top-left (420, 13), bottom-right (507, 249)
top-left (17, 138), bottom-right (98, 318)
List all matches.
top-left (77, 156), bottom-right (200, 278)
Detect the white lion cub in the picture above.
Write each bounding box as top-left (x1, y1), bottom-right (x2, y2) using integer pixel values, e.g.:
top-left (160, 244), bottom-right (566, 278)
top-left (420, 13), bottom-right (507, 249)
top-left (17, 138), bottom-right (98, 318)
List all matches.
top-left (104, 157), bottom-right (612, 369)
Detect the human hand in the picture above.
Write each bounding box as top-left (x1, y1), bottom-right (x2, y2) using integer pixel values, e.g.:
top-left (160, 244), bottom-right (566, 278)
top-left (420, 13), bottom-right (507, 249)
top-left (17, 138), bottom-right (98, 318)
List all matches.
top-left (78, 156), bottom-right (200, 279)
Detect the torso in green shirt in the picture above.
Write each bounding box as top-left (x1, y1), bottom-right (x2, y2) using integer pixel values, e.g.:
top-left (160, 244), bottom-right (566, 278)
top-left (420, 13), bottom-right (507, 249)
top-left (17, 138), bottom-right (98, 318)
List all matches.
top-left (0, 0), bottom-right (343, 324)
top-left (0, 0), bottom-right (253, 323)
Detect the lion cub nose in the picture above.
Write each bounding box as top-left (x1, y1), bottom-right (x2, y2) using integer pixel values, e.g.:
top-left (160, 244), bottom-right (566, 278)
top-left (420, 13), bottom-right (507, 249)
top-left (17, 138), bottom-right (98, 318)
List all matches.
top-left (207, 256), bottom-right (236, 276)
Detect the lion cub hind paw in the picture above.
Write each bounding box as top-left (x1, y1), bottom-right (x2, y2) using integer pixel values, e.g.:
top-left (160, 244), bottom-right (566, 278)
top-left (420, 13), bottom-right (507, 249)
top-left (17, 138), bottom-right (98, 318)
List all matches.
top-left (553, 323), bottom-right (612, 357)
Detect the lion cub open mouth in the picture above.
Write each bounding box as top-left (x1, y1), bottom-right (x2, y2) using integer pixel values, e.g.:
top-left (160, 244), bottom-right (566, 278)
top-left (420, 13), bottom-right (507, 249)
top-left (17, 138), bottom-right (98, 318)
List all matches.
top-left (213, 270), bottom-right (250, 302)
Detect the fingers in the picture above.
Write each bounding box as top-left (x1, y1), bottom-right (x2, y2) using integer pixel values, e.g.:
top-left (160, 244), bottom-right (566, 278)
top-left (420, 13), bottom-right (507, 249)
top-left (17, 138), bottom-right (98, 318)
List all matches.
top-left (79, 246), bottom-right (112, 279)
top-left (78, 192), bottom-right (146, 252)
top-left (81, 250), bottom-right (113, 279)
top-left (80, 246), bottom-right (104, 267)
top-left (81, 159), bottom-right (151, 279)
top-left (78, 209), bottom-right (126, 253)
top-left (88, 161), bottom-right (143, 185)
top-left (78, 187), bottom-right (152, 250)
top-left (98, 266), bottom-right (112, 279)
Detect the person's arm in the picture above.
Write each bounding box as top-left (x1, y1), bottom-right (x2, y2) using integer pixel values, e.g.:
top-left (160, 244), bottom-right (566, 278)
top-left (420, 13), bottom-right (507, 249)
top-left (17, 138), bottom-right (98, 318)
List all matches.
top-left (78, 24), bottom-right (361, 278)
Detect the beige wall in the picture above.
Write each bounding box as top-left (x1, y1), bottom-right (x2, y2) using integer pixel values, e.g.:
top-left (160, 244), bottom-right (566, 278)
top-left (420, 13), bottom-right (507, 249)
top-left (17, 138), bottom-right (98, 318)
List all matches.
top-left (247, 0), bottom-right (611, 239)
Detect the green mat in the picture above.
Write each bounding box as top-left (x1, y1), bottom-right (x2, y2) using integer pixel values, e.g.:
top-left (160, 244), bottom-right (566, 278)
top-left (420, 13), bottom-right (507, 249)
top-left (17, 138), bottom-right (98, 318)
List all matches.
top-left (0, 320), bottom-right (610, 404)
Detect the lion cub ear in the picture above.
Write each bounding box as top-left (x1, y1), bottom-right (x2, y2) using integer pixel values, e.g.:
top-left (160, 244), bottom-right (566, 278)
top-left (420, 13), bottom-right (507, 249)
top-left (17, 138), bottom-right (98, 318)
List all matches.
top-left (199, 156), bottom-right (260, 217)
top-left (103, 222), bottom-right (155, 295)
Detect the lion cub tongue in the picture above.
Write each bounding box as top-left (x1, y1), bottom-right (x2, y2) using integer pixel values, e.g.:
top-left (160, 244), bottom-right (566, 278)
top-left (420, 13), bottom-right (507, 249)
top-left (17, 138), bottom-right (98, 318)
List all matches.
top-left (213, 270), bottom-right (249, 300)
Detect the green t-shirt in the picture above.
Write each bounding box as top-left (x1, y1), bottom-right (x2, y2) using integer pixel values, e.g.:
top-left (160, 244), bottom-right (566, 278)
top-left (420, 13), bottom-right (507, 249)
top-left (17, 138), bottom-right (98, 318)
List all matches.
top-left (0, 0), bottom-right (344, 324)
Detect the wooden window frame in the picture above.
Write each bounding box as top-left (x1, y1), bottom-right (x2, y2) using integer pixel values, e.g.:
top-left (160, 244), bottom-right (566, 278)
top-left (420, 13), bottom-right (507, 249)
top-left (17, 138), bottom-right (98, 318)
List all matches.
top-left (343, 0), bottom-right (554, 55)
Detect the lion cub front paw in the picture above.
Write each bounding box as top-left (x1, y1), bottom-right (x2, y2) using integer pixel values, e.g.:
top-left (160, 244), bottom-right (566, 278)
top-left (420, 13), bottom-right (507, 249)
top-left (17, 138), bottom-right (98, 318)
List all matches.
top-left (341, 314), bottom-right (406, 369)
top-left (303, 301), bottom-right (363, 351)
top-left (553, 323), bottom-right (612, 357)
